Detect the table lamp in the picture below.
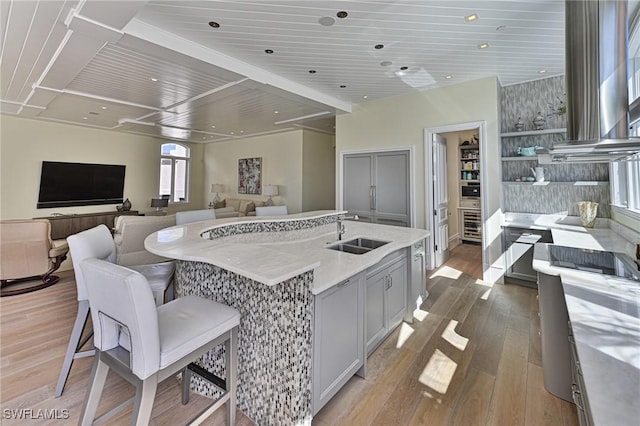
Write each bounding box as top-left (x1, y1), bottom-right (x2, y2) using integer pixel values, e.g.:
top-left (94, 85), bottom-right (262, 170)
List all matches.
top-left (210, 184), bottom-right (225, 206)
top-left (263, 185), bottom-right (278, 206)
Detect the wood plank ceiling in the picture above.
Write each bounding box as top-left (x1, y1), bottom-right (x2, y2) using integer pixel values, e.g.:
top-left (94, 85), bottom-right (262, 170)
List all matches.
top-left (0, 0), bottom-right (572, 143)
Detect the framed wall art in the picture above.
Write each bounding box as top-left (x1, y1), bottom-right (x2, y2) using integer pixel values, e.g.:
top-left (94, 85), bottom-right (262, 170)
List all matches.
top-left (238, 157), bottom-right (262, 194)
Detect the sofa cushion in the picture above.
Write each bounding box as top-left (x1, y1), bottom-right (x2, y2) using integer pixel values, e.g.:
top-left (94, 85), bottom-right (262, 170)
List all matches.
top-left (225, 198), bottom-right (241, 212)
top-left (238, 200), bottom-right (254, 215)
top-left (213, 200), bottom-right (226, 209)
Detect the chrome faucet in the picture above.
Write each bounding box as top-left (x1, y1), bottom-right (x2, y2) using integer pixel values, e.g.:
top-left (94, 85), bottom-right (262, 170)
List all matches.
top-left (337, 214), bottom-right (359, 240)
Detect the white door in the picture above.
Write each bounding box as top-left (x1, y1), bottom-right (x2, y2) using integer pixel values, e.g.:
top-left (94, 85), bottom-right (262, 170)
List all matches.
top-left (432, 134), bottom-right (449, 267)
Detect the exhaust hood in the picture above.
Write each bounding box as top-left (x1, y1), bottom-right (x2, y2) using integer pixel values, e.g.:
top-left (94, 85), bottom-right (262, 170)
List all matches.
top-left (546, 0), bottom-right (640, 162)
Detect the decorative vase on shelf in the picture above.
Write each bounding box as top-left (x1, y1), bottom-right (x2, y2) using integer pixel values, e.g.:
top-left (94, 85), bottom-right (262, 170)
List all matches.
top-left (515, 117), bottom-right (525, 132)
top-left (533, 112), bottom-right (546, 130)
top-left (122, 198), bottom-right (132, 211)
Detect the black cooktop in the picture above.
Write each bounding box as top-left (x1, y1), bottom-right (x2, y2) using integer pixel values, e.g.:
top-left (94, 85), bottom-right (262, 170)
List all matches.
top-left (548, 245), bottom-right (640, 282)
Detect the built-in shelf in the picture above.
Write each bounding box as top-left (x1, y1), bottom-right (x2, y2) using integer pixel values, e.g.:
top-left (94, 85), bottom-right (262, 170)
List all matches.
top-left (500, 128), bottom-right (567, 138)
top-left (461, 179), bottom-right (480, 183)
top-left (501, 156), bottom-right (539, 161)
top-left (502, 181), bottom-right (608, 186)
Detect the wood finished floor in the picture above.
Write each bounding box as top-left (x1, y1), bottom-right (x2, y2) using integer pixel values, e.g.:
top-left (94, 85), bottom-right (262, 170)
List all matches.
top-left (0, 244), bottom-right (578, 425)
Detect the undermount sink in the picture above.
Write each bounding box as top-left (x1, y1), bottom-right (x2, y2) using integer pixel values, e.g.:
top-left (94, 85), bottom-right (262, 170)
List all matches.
top-left (326, 238), bottom-right (389, 255)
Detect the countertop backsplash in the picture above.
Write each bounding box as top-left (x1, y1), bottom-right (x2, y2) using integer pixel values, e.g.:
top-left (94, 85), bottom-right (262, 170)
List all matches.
top-left (503, 184), bottom-right (611, 217)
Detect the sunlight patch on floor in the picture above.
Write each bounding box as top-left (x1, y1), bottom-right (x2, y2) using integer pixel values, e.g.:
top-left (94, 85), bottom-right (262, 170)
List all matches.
top-left (418, 349), bottom-right (458, 394)
top-left (475, 279), bottom-right (493, 300)
top-left (441, 320), bottom-right (469, 351)
top-left (429, 266), bottom-right (462, 280)
top-left (413, 308), bottom-right (429, 322)
top-left (396, 322), bottom-right (415, 348)
top-left (420, 390), bottom-right (442, 404)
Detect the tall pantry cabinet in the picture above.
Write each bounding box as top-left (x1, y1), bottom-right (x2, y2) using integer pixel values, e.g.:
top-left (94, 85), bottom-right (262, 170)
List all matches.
top-left (343, 151), bottom-right (410, 227)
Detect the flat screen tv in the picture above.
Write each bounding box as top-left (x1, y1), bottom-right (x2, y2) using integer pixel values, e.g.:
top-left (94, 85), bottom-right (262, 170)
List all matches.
top-left (37, 161), bottom-right (126, 208)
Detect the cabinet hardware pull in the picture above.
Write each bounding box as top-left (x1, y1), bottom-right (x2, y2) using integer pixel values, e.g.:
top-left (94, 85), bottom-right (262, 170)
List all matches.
top-left (337, 279), bottom-right (350, 287)
top-left (372, 186), bottom-right (377, 210)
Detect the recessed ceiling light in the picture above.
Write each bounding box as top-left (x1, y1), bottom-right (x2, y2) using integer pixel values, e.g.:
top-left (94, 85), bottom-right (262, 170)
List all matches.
top-left (101, 106), bottom-right (107, 110)
top-left (265, 49), bottom-right (274, 54)
top-left (380, 61), bottom-right (392, 67)
top-left (445, 74), bottom-right (453, 79)
top-left (374, 44), bottom-right (384, 50)
top-left (239, 130), bottom-right (244, 133)
top-left (478, 43), bottom-right (489, 49)
top-left (400, 66), bottom-right (409, 71)
top-left (208, 21), bottom-right (220, 28)
top-left (336, 11), bottom-right (348, 18)
top-left (82, 116), bottom-right (88, 120)
top-left (339, 85), bottom-right (346, 88)
top-left (496, 25), bottom-right (507, 31)
top-left (539, 69), bottom-right (548, 74)
top-left (274, 110), bottom-right (279, 114)
top-left (151, 78), bottom-right (158, 82)
top-left (465, 13), bottom-right (478, 22)
top-left (363, 95), bottom-right (368, 99)
top-left (318, 16), bottom-right (335, 26)
top-left (211, 125), bottom-right (216, 128)
top-left (309, 69), bottom-right (317, 74)
top-left (230, 132), bottom-right (235, 135)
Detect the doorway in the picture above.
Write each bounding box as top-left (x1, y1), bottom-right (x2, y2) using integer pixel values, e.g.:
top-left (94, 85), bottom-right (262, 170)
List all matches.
top-left (425, 122), bottom-right (487, 275)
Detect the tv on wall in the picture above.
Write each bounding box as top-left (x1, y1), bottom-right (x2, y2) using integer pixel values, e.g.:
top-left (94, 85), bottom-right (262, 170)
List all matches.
top-left (37, 161), bottom-right (126, 209)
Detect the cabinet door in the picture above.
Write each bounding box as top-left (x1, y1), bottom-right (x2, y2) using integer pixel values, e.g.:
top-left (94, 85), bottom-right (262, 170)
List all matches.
top-left (374, 151), bottom-right (409, 225)
top-left (387, 258), bottom-right (407, 330)
top-left (343, 154), bottom-right (374, 216)
top-left (313, 273), bottom-right (364, 414)
top-left (365, 268), bottom-right (387, 355)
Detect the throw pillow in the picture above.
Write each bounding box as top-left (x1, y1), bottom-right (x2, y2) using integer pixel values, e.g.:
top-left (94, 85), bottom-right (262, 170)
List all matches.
top-left (214, 199), bottom-right (226, 209)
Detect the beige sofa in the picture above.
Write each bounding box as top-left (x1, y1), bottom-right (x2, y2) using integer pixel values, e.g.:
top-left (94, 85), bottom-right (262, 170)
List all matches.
top-left (214, 198), bottom-right (266, 217)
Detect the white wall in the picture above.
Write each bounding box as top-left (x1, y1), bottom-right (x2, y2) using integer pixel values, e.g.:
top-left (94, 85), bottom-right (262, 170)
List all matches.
top-left (302, 130), bottom-right (335, 211)
top-left (336, 76), bottom-right (502, 280)
top-left (204, 130), bottom-right (304, 212)
top-left (0, 115), bottom-right (205, 220)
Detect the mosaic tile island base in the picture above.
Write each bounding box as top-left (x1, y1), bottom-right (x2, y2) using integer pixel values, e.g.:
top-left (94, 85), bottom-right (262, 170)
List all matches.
top-left (145, 210), bottom-right (430, 425)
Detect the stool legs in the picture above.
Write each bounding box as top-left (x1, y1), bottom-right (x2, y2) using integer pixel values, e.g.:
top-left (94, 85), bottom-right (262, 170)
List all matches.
top-left (132, 376), bottom-right (158, 426)
top-left (79, 354), bottom-right (110, 426)
top-left (227, 327), bottom-right (238, 426)
top-left (55, 300), bottom-right (93, 397)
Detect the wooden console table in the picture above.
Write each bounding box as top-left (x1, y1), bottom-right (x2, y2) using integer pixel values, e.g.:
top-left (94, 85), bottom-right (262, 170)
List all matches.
top-left (34, 211), bottom-right (139, 240)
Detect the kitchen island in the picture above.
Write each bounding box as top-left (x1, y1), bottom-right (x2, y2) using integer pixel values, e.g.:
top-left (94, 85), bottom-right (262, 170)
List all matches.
top-left (145, 210), bottom-right (429, 424)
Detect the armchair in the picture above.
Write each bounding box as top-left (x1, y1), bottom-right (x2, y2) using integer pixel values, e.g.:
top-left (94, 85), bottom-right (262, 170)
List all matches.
top-left (0, 219), bottom-right (69, 297)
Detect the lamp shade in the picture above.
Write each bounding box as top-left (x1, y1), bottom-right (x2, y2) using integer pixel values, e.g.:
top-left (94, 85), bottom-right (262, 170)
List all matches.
top-left (262, 185), bottom-right (279, 196)
top-left (211, 183), bottom-right (225, 193)
top-left (151, 198), bottom-right (169, 208)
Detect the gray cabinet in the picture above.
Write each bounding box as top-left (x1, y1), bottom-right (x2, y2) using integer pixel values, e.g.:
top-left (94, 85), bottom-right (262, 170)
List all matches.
top-left (365, 250), bottom-right (407, 355)
top-left (537, 271), bottom-right (573, 402)
top-left (503, 227), bottom-right (552, 286)
top-left (343, 151), bottom-right (410, 227)
top-left (312, 272), bottom-right (365, 415)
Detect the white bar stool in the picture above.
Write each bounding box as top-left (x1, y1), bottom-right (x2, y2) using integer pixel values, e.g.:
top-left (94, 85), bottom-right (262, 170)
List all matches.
top-left (78, 258), bottom-right (239, 425)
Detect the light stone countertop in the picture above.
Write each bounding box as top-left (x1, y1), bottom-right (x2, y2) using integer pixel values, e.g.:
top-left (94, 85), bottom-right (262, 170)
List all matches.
top-left (145, 210), bottom-right (430, 294)
top-left (532, 225), bottom-right (640, 426)
top-left (561, 273), bottom-right (640, 426)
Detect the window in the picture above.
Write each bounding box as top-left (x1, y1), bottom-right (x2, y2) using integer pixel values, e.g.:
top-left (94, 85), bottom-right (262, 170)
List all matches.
top-left (159, 143), bottom-right (190, 203)
top-left (610, 123), bottom-right (640, 219)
